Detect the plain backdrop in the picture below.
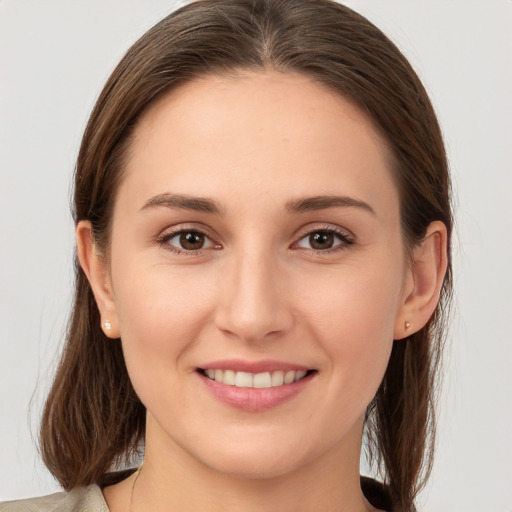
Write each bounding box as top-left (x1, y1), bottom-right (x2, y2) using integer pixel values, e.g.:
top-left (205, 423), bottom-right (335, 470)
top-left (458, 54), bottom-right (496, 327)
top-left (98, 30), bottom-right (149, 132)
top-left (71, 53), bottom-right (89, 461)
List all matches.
top-left (1, 1), bottom-right (511, 510)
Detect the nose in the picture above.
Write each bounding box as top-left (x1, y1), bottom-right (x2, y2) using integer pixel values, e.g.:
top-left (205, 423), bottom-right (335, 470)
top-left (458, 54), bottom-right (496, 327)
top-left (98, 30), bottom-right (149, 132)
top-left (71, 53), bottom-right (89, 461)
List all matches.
top-left (214, 247), bottom-right (294, 343)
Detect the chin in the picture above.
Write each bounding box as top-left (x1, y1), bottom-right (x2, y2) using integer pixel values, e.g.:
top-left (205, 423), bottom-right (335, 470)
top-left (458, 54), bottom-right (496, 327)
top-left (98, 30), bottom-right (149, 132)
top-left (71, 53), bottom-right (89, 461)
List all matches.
top-left (190, 436), bottom-right (312, 480)
top-left (205, 452), bottom-right (304, 480)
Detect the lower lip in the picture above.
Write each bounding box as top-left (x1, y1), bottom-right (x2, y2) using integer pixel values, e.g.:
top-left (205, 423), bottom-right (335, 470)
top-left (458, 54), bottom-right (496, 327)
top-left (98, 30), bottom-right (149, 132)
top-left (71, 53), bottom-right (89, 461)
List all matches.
top-left (198, 372), bottom-right (314, 412)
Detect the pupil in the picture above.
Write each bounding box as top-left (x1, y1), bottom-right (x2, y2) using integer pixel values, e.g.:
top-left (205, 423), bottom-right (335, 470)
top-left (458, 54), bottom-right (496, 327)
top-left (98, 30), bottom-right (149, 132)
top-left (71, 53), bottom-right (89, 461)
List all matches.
top-left (310, 231), bottom-right (334, 249)
top-left (180, 232), bottom-right (204, 250)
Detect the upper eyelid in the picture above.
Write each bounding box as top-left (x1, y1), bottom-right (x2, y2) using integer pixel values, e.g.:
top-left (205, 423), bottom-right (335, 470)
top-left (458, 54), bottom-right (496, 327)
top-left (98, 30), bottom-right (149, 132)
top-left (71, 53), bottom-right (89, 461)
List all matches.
top-left (155, 224), bottom-right (220, 250)
top-left (158, 223), bottom-right (217, 239)
top-left (293, 223), bottom-right (354, 240)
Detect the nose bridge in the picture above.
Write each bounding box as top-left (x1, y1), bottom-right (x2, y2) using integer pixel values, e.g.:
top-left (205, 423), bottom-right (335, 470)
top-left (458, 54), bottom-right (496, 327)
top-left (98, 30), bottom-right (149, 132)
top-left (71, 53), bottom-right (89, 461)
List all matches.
top-left (215, 241), bottom-right (292, 342)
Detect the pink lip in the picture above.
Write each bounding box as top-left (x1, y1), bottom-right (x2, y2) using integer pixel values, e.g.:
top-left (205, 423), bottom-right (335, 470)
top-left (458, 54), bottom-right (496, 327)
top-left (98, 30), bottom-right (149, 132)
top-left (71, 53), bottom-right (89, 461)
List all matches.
top-left (196, 360), bottom-right (316, 412)
top-left (199, 359), bottom-right (310, 373)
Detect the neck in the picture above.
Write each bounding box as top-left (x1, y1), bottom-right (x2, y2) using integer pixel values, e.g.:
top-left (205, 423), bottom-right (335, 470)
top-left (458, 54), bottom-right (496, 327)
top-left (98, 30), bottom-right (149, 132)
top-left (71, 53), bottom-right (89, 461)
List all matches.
top-left (126, 415), bottom-right (374, 512)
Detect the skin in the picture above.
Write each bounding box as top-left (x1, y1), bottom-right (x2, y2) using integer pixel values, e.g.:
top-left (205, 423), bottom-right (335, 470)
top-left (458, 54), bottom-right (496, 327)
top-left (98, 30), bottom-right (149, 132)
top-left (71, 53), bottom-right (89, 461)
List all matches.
top-left (78, 71), bottom-right (447, 512)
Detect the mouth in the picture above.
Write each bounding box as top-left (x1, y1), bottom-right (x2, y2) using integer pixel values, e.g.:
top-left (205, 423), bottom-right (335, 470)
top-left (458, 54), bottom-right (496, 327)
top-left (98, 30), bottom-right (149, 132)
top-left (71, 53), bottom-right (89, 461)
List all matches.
top-left (198, 368), bottom-right (316, 388)
top-left (196, 360), bottom-right (317, 411)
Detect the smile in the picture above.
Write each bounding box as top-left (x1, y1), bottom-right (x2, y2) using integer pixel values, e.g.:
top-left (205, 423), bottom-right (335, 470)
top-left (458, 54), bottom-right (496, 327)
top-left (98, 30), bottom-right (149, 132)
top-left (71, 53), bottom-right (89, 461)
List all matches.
top-left (196, 360), bottom-right (317, 411)
top-left (201, 369), bottom-right (309, 388)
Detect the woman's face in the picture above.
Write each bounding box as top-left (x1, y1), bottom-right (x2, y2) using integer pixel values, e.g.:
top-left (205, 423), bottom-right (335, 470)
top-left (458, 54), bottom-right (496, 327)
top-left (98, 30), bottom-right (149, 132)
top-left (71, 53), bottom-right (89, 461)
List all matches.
top-left (103, 72), bottom-right (412, 477)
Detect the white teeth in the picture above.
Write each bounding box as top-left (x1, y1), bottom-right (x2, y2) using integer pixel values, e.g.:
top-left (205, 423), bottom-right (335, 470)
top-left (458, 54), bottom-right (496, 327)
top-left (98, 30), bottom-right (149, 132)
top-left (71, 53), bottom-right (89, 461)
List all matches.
top-left (204, 369), bottom-right (309, 388)
top-left (284, 370), bottom-right (295, 384)
top-left (223, 369), bottom-right (236, 385)
top-left (294, 370), bottom-right (307, 382)
top-left (271, 370), bottom-right (284, 386)
top-left (235, 371), bottom-right (253, 388)
top-left (253, 372), bottom-right (272, 388)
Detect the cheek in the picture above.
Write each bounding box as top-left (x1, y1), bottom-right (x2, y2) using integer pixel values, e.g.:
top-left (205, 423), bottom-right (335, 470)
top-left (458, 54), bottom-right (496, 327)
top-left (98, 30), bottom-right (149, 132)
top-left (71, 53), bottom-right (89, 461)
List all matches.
top-left (110, 261), bottom-right (214, 382)
top-left (299, 257), bottom-right (403, 335)
top-left (298, 261), bottom-right (402, 393)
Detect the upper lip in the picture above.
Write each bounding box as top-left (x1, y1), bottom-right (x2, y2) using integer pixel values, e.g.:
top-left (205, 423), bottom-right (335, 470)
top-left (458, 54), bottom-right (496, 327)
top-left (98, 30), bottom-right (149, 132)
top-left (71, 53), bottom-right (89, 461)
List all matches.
top-left (198, 359), bottom-right (312, 373)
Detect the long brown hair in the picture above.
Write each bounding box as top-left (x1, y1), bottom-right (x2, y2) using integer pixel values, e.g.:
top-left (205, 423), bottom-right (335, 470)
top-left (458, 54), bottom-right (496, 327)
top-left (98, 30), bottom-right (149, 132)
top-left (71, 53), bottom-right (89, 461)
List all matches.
top-left (40, 1), bottom-right (452, 510)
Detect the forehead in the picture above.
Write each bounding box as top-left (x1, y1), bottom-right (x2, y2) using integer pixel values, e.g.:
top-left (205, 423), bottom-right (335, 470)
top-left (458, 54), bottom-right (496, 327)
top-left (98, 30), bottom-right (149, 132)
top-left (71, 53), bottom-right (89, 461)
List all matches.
top-left (118, 71), bottom-right (398, 219)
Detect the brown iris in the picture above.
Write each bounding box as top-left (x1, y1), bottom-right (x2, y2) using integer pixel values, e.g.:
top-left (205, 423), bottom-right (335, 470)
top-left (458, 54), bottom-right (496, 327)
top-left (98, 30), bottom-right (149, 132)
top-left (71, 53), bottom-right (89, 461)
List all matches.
top-left (309, 231), bottom-right (335, 250)
top-left (179, 231), bottom-right (205, 250)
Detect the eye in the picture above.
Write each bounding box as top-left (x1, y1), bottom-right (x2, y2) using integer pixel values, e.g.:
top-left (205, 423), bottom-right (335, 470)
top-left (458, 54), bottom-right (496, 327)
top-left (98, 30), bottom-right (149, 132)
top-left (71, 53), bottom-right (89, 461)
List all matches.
top-left (296, 229), bottom-right (353, 251)
top-left (159, 229), bottom-right (218, 253)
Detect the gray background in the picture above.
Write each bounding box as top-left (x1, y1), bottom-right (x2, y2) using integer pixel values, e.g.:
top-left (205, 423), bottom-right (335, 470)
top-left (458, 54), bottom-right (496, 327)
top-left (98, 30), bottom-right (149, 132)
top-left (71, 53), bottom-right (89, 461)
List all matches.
top-left (1, 1), bottom-right (511, 510)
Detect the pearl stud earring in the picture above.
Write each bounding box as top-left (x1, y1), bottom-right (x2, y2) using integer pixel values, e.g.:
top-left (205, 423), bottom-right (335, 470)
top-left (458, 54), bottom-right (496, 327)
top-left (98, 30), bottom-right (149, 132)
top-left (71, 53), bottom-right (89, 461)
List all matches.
top-left (104, 320), bottom-right (112, 331)
top-left (404, 321), bottom-right (411, 330)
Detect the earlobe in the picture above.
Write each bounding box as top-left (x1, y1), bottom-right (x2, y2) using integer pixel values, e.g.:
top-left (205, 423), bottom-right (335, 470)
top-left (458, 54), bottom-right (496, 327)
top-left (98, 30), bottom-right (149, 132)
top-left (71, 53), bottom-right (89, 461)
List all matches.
top-left (76, 221), bottom-right (120, 339)
top-left (394, 221), bottom-right (448, 340)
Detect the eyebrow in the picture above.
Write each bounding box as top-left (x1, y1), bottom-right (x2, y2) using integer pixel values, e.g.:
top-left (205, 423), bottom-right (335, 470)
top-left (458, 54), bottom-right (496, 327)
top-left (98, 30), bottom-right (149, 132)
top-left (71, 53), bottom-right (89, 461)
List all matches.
top-left (140, 193), bottom-right (375, 216)
top-left (285, 195), bottom-right (376, 216)
top-left (140, 193), bottom-right (224, 215)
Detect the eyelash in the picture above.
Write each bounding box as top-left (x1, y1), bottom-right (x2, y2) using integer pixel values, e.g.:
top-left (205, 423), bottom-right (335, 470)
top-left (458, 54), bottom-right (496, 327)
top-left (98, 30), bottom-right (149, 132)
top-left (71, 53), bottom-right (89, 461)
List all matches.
top-left (156, 225), bottom-right (354, 255)
top-left (294, 226), bottom-right (354, 253)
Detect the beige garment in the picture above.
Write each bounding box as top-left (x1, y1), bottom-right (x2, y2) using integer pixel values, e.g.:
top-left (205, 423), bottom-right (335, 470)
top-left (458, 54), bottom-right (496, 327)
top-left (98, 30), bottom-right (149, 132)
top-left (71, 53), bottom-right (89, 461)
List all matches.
top-left (0, 485), bottom-right (109, 512)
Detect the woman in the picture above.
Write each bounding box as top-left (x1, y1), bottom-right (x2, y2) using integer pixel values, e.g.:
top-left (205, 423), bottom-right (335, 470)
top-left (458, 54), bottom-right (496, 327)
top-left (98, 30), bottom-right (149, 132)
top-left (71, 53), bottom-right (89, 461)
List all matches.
top-left (1, 0), bottom-right (451, 511)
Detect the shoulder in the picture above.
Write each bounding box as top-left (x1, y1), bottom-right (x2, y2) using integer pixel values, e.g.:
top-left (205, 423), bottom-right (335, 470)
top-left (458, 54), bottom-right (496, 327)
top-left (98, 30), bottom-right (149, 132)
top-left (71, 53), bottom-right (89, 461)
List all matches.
top-left (0, 485), bottom-right (109, 512)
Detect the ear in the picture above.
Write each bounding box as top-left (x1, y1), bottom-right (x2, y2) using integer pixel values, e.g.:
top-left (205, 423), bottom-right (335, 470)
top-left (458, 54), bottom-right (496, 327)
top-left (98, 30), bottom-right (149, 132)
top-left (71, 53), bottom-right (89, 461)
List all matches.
top-left (76, 221), bottom-right (120, 339)
top-left (394, 221), bottom-right (448, 340)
